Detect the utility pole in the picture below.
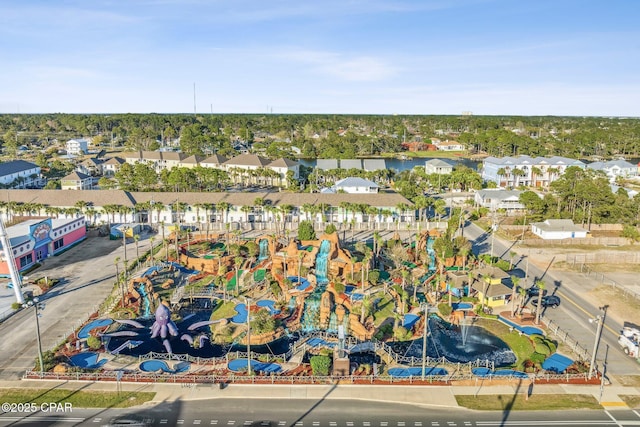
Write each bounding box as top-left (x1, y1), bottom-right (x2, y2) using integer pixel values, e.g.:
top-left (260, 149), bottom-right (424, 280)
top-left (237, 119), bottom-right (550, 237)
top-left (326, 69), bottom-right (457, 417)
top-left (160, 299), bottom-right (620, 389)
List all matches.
top-left (246, 297), bottom-right (252, 375)
top-left (421, 302), bottom-right (429, 381)
top-left (588, 305), bottom-right (608, 380)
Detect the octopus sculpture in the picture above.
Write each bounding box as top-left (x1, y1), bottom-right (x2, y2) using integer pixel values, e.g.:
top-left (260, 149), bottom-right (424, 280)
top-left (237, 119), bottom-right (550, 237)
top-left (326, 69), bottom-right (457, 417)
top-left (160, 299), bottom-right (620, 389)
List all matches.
top-left (150, 304), bottom-right (178, 353)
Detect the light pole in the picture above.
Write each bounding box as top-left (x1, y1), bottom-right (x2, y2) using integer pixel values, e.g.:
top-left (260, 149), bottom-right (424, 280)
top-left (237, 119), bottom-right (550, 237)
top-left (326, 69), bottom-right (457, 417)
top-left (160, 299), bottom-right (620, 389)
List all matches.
top-left (122, 226), bottom-right (129, 263)
top-left (588, 305), bottom-right (608, 380)
top-left (421, 302), bottom-right (429, 381)
top-left (245, 297), bottom-right (252, 375)
top-left (23, 297), bottom-right (44, 374)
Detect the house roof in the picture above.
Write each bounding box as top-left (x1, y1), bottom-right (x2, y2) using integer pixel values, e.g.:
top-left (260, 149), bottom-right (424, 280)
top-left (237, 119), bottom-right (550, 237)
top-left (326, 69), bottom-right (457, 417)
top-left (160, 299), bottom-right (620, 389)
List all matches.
top-left (81, 158), bottom-right (103, 166)
top-left (471, 281), bottom-right (513, 298)
top-left (316, 159), bottom-right (339, 170)
top-left (201, 154), bottom-right (228, 165)
top-left (335, 177), bottom-right (379, 188)
top-left (483, 155), bottom-right (585, 167)
top-left (474, 266), bottom-right (510, 280)
top-left (0, 189), bottom-right (412, 209)
top-left (62, 171), bottom-right (91, 181)
top-left (0, 160), bottom-right (40, 177)
top-left (182, 155), bottom-right (206, 164)
top-left (224, 154), bottom-right (271, 167)
top-left (425, 159), bottom-right (454, 167)
top-left (340, 159), bottom-right (363, 170)
top-left (103, 157), bottom-right (125, 165)
top-left (363, 159), bottom-right (387, 171)
top-left (476, 189), bottom-right (523, 201)
top-left (531, 219), bottom-right (587, 233)
top-left (268, 158), bottom-right (299, 167)
top-left (587, 159), bottom-right (636, 170)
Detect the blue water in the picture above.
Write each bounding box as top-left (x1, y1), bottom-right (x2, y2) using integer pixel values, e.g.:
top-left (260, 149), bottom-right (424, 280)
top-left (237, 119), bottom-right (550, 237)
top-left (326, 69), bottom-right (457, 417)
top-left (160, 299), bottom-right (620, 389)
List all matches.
top-left (426, 237), bottom-right (436, 271)
top-left (315, 240), bottom-right (330, 284)
top-left (451, 302), bottom-right (473, 311)
top-left (140, 360), bottom-right (190, 373)
top-left (472, 367), bottom-right (528, 378)
top-left (232, 303), bottom-right (248, 324)
top-left (137, 283), bottom-right (151, 318)
top-left (306, 337), bottom-right (336, 348)
top-left (256, 299), bottom-right (280, 315)
top-left (288, 276), bottom-right (312, 291)
top-left (498, 315), bottom-right (544, 336)
top-left (69, 352), bottom-right (107, 369)
top-left (228, 358), bottom-right (282, 373)
top-left (78, 319), bottom-right (113, 339)
top-left (403, 314), bottom-right (420, 329)
top-left (388, 367), bottom-right (448, 377)
top-left (300, 287), bottom-right (323, 332)
top-left (142, 265), bottom-right (162, 277)
top-left (542, 353), bottom-right (574, 373)
top-left (258, 239), bottom-right (269, 261)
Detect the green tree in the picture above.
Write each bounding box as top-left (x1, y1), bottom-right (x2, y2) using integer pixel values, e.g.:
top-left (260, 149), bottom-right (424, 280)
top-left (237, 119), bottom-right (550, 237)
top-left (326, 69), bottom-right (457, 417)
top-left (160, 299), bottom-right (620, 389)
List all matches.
top-left (297, 220), bottom-right (316, 241)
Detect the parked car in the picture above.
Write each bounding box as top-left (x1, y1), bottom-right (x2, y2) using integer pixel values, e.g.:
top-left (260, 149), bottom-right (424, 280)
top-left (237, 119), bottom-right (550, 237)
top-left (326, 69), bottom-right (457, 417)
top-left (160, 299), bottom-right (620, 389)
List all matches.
top-left (531, 295), bottom-right (561, 308)
top-left (527, 286), bottom-right (547, 297)
top-left (103, 415), bottom-right (153, 427)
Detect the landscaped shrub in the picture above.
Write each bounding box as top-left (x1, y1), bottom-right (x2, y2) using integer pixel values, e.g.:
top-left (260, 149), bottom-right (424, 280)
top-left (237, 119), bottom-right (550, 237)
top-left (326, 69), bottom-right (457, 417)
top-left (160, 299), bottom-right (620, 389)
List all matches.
top-left (310, 355), bottom-right (331, 376)
top-left (86, 335), bottom-right (102, 350)
top-left (438, 303), bottom-right (453, 317)
top-left (393, 326), bottom-right (412, 341)
top-left (529, 352), bottom-right (546, 365)
top-left (11, 302), bottom-right (22, 310)
top-left (374, 324), bottom-right (393, 340)
top-left (333, 282), bottom-right (345, 294)
top-left (531, 335), bottom-right (557, 356)
top-left (325, 224), bottom-right (337, 234)
top-left (298, 220), bottom-right (316, 241)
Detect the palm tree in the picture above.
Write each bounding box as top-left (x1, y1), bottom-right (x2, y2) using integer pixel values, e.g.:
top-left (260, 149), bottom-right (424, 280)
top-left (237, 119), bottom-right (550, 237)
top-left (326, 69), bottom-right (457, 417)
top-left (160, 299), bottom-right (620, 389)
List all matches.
top-left (512, 167), bottom-right (526, 188)
top-left (535, 279), bottom-right (546, 324)
top-left (241, 205), bottom-right (252, 223)
top-left (510, 276), bottom-right (520, 317)
top-left (517, 287), bottom-right (527, 317)
top-left (530, 166), bottom-right (542, 188)
top-left (297, 251), bottom-right (305, 285)
top-left (509, 251), bottom-right (517, 270)
top-left (216, 201), bottom-right (230, 224)
top-left (114, 256), bottom-right (122, 305)
top-left (234, 256), bottom-right (243, 297)
top-left (134, 234), bottom-right (141, 266)
top-left (496, 167), bottom-right (506, 187)
top-left (480, 273), bottom-right (492, 312)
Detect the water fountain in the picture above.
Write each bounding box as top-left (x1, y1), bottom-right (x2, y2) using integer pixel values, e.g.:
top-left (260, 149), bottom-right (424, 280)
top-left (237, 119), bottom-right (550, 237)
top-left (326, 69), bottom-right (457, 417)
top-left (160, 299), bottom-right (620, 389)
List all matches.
top-left (315, 240), bottom-right (330, 284)
top-left (258, 239), bottom-right (269, 261)
top-left (426, 236), bottom-right (436, 271)
top-left (460, 317), bottom-right (471, 347)
top-left (300, 240), bottom-right (331, 331)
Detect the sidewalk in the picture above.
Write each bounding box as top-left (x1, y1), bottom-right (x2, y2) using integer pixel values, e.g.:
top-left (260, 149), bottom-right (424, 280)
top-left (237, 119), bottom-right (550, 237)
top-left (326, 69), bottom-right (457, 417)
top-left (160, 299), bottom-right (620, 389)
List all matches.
top-left (2, 379), bottom-right (638, 410)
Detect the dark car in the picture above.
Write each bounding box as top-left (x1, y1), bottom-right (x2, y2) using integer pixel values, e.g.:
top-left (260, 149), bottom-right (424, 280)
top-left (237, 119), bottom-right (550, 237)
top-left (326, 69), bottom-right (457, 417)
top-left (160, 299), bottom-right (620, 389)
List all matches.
top-left (527, 286), bottom-right (547, 297)
top-left (531, 295), bottom-right (561, 308)
top-left (103, 415), bottom-right (153, 427)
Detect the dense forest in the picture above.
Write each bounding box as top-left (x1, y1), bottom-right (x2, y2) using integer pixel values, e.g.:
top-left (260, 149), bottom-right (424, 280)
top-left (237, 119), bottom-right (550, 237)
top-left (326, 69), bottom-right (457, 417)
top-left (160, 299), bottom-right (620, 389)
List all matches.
top-left (1, 114), bottom-right (640, 160)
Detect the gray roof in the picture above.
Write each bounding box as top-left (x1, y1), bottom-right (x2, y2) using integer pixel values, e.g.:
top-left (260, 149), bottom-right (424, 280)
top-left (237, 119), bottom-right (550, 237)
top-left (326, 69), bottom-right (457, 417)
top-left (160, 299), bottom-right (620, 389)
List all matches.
top-left (335, 177), bottom-right (379, 188)
top-left (201, 154), bottom-right (228, 165)
top-left (476, 189), bottom-right (522, 201)
top-left (182, 155), bottom-right (206, 164)
top-left (340, 159), bottom-right (363, 170)
top-left (0, 189), bottom-right (411, 209)
top-left (103, 157), bottom-right (125, 165)
top-left (425, 159), bottom-right (454, 167)
top-left (587, 159), bottom-right (636, 170)
top-left (316, 159), bottom-right (339, 170)
top-left (363, 159), bottom-right (386, 171)
top-left (531, 219), bottom-right (587, 233)
top-left (224, 154), bottom-right (271, 167)
top-left (0, 160), bottom-right (39, 177)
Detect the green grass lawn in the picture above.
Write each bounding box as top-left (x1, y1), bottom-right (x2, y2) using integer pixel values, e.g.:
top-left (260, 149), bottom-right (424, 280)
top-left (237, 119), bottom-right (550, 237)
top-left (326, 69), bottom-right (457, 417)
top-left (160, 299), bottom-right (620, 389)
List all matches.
top-left (456, 394), bottom-right (601, 410)
top-left (210, 300), bottom-right (237, 321)
top-left (474, 318), bottom-right (535, 370)
top-left (373, 293), bottom-right (396, 327)
top-left (0, 388), bottom-right (155, 408)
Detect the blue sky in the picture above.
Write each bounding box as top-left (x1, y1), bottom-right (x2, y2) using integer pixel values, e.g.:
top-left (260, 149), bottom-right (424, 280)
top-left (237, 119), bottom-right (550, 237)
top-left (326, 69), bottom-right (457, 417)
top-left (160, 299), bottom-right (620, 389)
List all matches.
top-left (1, 0), bottom-right (638, 115)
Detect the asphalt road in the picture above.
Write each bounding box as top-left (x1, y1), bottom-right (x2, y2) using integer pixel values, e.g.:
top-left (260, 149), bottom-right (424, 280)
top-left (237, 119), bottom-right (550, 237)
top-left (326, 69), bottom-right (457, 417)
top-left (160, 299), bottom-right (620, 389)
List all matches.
top-left (463, 221), bottom-right (640, 375)
top-left (1, 399), bottom-right (639, 426)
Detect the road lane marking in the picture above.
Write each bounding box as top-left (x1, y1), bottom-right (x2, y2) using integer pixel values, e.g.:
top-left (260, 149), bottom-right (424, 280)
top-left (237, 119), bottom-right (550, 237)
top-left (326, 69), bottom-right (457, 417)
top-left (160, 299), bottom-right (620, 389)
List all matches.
top-left (177, 420), bottom-right (184, 425)
top-left (210, 421), bottom-right (218, 425)
top-left (194, 420), bottom-right (201, 425)
top-left (160, 420), bottom-right (167, 424)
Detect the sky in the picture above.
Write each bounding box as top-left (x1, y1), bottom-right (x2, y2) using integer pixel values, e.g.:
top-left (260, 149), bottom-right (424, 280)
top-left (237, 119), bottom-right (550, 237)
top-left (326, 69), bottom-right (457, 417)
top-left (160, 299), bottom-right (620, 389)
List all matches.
top-left (1, 0), bottom-right (639, 116)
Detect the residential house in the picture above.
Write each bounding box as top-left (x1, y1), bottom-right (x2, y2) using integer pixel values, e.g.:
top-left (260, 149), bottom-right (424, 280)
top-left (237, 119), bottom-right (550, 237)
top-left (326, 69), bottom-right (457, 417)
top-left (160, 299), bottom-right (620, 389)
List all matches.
top-left (587, 159), bottom-right (638, 182)
top-left (0, 160), bottom-right (42, 188)
top-left (76, 158), bottom-right (104, 176)
top-left (424, 159), bottom-right (454, 175)
top-left (530, 219), bottom-right (588, 240)
top-left (61, 171), bottom-right (93, 190)
top-left (268, 158), bottom-right (300, 183)
top-left (181, 155), bottom-right (206, 169)
top-left (482, 155), bottom-right (585, 188)
top-left (200, 154), bottom-right (228, 169)
top-left (326, 177), bottom-right (379, 194)
top-left (102, 157), bottom-right (125, 176)
top-left (0, 189), bottom-right (413, 228)
top-left (474, 189), bottom-right (526, 212)
top-left (470, 266), bottom-right (512, 309)
top-left (65, 138), bottom-right (89, 155)
top-left (435, 140), bottom-right (465, 151)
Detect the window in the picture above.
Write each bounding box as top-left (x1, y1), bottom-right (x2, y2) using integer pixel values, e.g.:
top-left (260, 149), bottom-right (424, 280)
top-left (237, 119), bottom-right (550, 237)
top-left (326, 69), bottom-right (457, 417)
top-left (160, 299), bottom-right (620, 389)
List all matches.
top-left (54, 239), bottom-right (64, 250)
top-left (19, 254), bottom-right (33, 268)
